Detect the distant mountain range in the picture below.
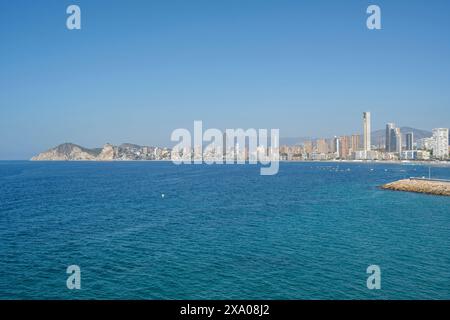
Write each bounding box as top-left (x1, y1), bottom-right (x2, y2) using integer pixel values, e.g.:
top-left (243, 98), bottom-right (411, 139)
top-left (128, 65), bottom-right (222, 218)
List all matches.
top-left (280, 127), bottom-right (433, 146)
top-left (371, 127), bottom-right (432, 147)
top-left (279, 137), bottom-right (314, 146)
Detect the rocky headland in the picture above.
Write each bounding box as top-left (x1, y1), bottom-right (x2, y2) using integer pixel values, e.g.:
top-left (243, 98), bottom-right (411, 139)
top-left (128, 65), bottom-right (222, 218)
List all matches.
top-left (31, 143), bottom-right (171, 161)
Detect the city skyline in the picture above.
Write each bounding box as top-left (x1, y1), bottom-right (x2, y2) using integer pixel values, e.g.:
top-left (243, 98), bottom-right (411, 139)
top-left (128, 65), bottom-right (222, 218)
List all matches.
top-left (1, 1), bottom-right (450, 159)
top-left (29, 111), bottom-right (449, 162)
top-left (4, 116), bottom-right (449, 160)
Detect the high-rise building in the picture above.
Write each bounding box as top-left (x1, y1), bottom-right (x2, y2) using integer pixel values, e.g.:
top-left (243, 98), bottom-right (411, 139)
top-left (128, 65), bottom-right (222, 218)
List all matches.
top-left (222, 132), bottom-right (227, 159)
top-left (363, 112), bottom-right (371, 151)
top-left (339, 136), bottom-right (351, 159)
top-left (350, 134), bottom-right (360, 152)
top-left (395, 128), bottom-right (402, 153)
top-left (387, 125), bottom-right (402, 154)
top-left (389, 127), bottom-right (402, 153)
top-left (303, 141), bottom-right (312, 155)
top-left (327, 138), bottom-right (336, 154)
top-left (385, 123), bottom-right (395, 152)
top-left (432, 128), bottom-right (449, 159)
top-left (405, 132), bottom-right (414, 151)
top-left (333, 136), bottom-right (340, 157)
top-left (316, 139), bottom-right (328, 154)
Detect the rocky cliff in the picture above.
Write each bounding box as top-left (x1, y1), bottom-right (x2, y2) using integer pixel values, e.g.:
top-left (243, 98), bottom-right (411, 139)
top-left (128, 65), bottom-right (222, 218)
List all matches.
top-left (31, 143), bottom-right (101, 161)
top-left (31, 143), bottom-right (171, 161)
top-left (96, 143), bottom-right (115, 161)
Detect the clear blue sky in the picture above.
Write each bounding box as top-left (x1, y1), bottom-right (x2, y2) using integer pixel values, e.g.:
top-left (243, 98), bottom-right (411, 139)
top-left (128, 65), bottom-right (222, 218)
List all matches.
top-left (1, 0), bottom-right (449, 159)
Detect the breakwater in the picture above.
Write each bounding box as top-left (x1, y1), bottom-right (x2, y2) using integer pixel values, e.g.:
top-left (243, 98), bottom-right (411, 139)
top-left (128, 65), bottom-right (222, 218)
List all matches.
top-left (382, 178), bottom-right (450, 196)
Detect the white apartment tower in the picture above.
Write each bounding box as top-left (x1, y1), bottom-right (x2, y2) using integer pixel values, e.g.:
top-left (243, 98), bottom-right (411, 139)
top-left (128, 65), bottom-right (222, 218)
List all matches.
top-left (363, 112), bottom-right (371, 152)
top-left (432, 128), bottom-right (449, 159)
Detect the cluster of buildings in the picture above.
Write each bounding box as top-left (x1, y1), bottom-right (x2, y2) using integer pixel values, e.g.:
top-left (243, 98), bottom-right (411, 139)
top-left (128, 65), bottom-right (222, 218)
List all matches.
top-left (173, 143), bottom-right (277, 163)
top-left (157, 112), bottom-right (448, 163)
top-left (280, 112), bottom-right (449, 162)
top-left (109, 143), bottom-right (172, 160)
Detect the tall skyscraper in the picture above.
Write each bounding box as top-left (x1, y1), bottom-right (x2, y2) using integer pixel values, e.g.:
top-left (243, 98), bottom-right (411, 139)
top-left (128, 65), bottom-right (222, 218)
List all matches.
top-left (327, 138), bottom-right (336, 153)
top-left (393, 128), bottom-right (402, 153)
top-left (405, 132), bottom-right (414, 151)
top-left (363, 112), bottom-right (371, 151)
top-left (350, 134), bottom-right (360, 152)
top-left (432, 128), bottom-right (449, 159)
top-left (339, 136), bottom-right (351, 159)
top-left (386, 123), bottom-right (402, 153)
top-left (333, 136), bottom-right (340, 158)
top-left (385, 123), bottom-right (395, 152)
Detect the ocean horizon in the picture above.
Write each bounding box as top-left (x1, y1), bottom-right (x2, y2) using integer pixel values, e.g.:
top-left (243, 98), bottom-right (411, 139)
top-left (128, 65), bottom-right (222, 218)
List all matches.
top-left (1, 161), bottom-right (449, 299)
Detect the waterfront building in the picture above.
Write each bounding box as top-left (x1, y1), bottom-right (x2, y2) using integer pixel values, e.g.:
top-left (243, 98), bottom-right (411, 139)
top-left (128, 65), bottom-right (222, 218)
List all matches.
top-left (417, 137), bottom-right (434, 151)
top-left (222, 132), bottom-right (227, 159)
top-left (310, 152), bottom-right (328, 161)
top-left (303, 141), bottom-right (313, 154)
top-left (333, 136), bottom-right (340, 158)
top-left (401, 150), bottom-right (417, 160)
top-left (432, 128), bottom-right (449, 159)
top-left (398, 150), bottom-right (429, 161)
top-left (350, 134), bottom-right (360, 152)
top-left (405, 132), bottom-right (414, 151)
top-left (327, 138), bottom-right (337, 154)
top-left (363, 112), bottom-right (371, 152)
top-left (316, 139), bottom-right (328, 154)
top-left (417, 150), bottom-right (431, 160)
top-left (353, 150), bottom-right (380, 160)
top-left (394, 128), bottom-right (402, 153)
top-left (339, 136), bottom-right (351, 159)
top-left (388, 127), bottom-right (402, 154)
top-left (385, 123), bottom-right (395, 152)
top-left (381, 151), bottom-right (398, 161)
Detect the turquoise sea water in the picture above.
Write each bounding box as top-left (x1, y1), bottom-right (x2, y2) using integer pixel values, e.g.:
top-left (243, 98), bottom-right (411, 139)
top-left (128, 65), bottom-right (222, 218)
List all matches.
top-left (0, 161), bottom-right (449, 299)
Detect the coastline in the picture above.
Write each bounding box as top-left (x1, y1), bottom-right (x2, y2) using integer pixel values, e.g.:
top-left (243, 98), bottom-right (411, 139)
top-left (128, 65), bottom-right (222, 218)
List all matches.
top-left (21, 159), bottom-right (450, 167)
top-left (280, 160), bottom-right (450, 167)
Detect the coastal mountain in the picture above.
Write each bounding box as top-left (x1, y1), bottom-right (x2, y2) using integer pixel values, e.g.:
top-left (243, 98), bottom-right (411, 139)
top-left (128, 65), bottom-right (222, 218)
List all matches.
top-left (31, 143), bottom-right (101, 161)
top-left (31, 143), bottom-right (171, 161)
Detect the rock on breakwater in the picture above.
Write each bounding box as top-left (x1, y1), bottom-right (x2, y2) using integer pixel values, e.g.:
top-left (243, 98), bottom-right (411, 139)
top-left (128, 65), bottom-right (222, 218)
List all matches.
top-left (382, 178), bottom-right (450, 196)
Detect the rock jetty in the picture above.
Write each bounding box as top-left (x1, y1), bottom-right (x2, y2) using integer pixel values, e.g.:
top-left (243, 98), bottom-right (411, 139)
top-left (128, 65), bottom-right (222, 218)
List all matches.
top-left (382, 178), bottom-right (450, 196)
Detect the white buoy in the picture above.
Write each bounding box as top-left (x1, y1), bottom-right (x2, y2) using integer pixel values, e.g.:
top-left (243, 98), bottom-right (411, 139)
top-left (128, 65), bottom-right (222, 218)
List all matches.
top-left (161, 193), bottom-right (165, 198)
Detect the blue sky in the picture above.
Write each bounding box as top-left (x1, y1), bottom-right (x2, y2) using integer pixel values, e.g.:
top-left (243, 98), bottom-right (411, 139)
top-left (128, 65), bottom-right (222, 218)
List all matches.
top-left (1, 0), bottom-right (449, 159)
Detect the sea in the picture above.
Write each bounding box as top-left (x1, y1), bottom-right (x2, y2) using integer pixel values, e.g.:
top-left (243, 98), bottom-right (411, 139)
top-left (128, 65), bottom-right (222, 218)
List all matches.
top-left (0, 161), bottom-right (449, 299)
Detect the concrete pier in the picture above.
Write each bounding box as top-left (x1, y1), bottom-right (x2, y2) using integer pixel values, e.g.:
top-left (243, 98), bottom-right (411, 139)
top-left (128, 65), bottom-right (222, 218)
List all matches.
top-left (382, 178), bottom-right (450, 196)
